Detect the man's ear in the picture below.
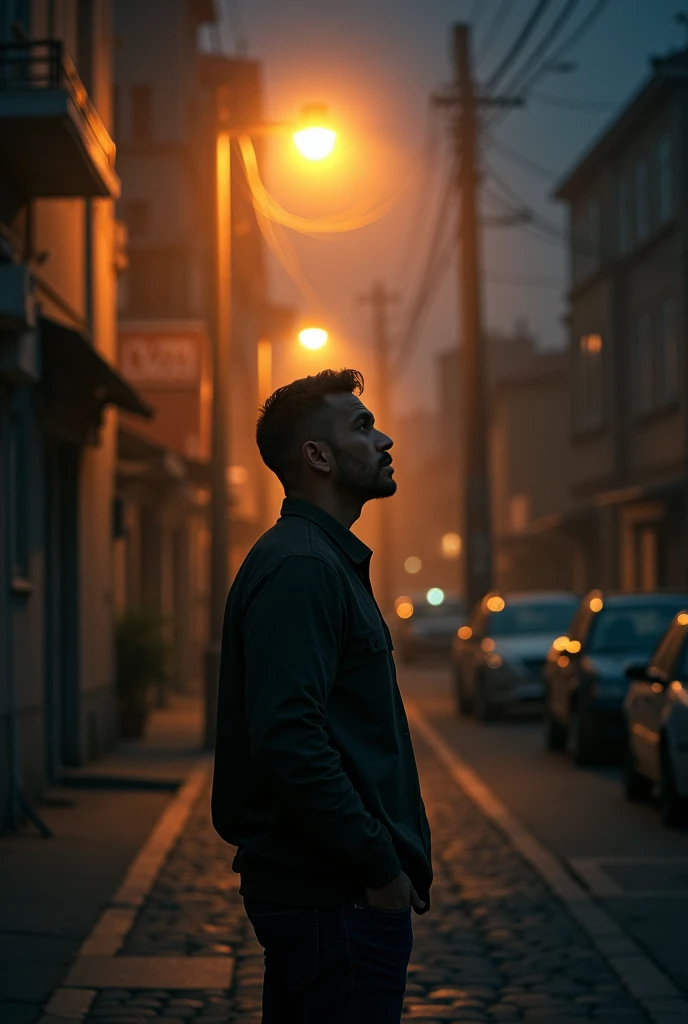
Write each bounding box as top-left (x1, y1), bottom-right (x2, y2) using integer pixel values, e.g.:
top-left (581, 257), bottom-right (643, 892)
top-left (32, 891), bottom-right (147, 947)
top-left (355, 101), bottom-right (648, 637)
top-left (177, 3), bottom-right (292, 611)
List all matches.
top-left (302, 440), bottom-right (332, 475)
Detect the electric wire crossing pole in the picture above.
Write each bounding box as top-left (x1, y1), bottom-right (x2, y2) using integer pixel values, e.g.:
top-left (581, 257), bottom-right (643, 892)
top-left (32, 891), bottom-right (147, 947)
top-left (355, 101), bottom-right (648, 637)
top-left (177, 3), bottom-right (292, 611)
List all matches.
top-left (358, 280), bottom-right (399, 615)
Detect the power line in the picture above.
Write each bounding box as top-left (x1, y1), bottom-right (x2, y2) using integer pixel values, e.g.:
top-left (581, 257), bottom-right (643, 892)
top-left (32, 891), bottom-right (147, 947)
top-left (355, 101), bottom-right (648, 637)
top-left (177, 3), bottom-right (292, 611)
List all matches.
top-left (393, 103), bottom-right (443, 289)
top-left (529, 89), bottom-right (619, 111)
top-left (510, 0), bottom-right (613, 98)
top-left (486, 134), bottom-right (558, 183)
top-left (486, 270), bottom-right (563, 288)
top-left (497, 0), bottom-right (583, 96)
top-left (483, 0), bottom-right (555, 91)
top-left (392, 169), bottom-right (458, 377)
top-left (476, 0), bottom-right (515, 64)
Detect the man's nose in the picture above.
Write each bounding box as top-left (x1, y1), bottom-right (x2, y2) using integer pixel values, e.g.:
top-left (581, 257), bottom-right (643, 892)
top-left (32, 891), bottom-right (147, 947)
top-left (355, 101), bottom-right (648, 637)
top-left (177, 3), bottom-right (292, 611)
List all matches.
top-left (376, 431), bottom-right (393, 451)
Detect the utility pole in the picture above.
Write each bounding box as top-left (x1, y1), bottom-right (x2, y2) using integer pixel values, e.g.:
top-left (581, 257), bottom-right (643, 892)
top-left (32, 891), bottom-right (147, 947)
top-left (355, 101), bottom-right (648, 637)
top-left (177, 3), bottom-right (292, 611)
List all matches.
top-left (358, 280), bottom-right (399, 615)
top-left (454, 23), bottom-right (492, 610)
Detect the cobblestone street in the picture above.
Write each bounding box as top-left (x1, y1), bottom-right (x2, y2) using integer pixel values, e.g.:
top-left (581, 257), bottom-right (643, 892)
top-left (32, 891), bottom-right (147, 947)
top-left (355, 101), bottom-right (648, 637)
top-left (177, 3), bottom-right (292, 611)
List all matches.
top-left (78, 730), bottom-right (648, 1024)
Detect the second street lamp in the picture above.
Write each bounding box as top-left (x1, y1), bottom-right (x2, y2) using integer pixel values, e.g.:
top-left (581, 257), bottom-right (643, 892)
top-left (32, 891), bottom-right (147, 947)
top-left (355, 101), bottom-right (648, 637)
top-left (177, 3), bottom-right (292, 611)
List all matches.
top-left (204, 99), bottom-right (337, 748)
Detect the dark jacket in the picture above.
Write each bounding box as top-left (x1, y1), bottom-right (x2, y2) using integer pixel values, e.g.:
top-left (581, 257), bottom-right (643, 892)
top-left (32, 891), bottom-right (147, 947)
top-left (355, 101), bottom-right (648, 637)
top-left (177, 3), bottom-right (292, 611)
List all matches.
top-left (211, 498), bottom-right (432, 908)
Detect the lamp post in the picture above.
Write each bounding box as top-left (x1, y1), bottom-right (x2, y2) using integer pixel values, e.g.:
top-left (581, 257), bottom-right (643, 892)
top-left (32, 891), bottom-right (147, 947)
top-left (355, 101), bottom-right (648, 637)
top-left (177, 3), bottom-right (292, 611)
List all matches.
top-left (203, 103), bottom-right (336, 749)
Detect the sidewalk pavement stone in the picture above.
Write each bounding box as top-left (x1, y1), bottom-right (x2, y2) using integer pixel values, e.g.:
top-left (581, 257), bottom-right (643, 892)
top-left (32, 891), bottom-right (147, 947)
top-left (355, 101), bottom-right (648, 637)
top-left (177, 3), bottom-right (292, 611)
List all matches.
top-left (82, 732), bottom-right (649, 1023)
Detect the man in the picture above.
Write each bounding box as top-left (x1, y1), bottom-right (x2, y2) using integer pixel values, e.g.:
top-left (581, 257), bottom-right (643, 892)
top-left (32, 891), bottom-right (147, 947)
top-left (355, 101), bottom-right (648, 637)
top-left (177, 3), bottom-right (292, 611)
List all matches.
top-left (212, 368), bottom-right (432, 1022)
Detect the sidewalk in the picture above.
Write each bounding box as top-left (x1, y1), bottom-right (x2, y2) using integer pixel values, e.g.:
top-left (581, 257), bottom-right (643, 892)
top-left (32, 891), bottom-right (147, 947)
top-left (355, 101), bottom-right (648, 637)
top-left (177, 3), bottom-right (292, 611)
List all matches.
top-left (36, 719), bottom-right (655, 1024)
top-left (0, 695), bottom-right (203, 1024)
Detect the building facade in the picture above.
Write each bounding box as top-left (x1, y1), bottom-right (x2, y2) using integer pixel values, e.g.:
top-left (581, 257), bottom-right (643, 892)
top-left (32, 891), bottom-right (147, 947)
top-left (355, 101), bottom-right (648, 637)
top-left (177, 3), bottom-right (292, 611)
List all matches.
top-left (112, 1), bottom-right (269, 691)
top-left (0, 0), bottom-right (149, 827)
top-left (555, 47), bottom-right (688, 594)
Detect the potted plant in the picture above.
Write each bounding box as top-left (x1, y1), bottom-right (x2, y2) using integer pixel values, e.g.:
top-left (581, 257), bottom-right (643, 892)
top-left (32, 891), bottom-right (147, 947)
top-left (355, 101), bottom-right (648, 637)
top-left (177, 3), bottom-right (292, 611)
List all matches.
top-left (115, 608), bottom-right (168, 738)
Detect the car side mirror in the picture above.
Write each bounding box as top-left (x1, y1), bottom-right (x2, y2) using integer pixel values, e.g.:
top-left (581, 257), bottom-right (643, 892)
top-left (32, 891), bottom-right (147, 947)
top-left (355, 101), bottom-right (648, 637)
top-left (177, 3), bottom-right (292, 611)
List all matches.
top-left (625, 663), bottom-right (650, 682)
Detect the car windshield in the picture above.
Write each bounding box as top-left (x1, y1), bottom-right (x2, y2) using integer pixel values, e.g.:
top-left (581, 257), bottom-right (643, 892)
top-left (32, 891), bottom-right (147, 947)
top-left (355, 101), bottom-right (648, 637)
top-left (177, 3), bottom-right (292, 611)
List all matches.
top-left (587, 602), bottom-right (688, 654)
top-left (487, 602), bottom-right (576, 636)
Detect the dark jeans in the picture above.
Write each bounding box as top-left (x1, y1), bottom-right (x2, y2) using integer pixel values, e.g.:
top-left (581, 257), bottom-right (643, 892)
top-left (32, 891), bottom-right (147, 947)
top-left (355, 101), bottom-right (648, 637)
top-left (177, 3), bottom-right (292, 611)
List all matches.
top-left (244, 899), bottom-right (413, 1023)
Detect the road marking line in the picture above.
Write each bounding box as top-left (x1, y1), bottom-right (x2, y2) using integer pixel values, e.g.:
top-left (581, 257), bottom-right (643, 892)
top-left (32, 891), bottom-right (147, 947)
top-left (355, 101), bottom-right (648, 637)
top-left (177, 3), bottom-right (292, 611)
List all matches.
top-left (407, 701), bottom-right (688, 1024)
top-left (40, 758), bottom-right (213, 1021)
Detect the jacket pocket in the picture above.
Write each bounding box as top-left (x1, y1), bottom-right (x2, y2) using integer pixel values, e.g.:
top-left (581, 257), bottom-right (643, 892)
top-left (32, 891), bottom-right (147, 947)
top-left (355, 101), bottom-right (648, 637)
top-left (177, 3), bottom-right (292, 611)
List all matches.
top-left (245, 906), bottom-right (318, 993)
top-left (348, 625), bottom-right (393, 656)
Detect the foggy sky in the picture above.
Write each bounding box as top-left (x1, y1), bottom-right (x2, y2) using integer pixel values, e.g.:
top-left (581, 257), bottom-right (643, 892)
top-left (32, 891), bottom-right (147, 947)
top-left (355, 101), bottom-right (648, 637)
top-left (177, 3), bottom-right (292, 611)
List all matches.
top-left (214, 0), bottom-right (684, 417)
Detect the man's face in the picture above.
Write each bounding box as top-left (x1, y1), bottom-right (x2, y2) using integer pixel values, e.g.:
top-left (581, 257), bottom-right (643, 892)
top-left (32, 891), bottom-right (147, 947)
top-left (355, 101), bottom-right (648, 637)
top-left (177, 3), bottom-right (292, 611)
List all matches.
top-left (322, 392), bottom-right (396, 501)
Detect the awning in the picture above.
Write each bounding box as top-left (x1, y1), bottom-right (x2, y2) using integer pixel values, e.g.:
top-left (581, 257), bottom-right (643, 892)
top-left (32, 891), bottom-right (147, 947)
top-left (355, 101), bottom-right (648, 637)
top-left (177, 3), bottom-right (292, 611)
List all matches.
top-left (41, 316), bottom-right (152, 418)
top-left (118, 426), bottom-right (210, 484)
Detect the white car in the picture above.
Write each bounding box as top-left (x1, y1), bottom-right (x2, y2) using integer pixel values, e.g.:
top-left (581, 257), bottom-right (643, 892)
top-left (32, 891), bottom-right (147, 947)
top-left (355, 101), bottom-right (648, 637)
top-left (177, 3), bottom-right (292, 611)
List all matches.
top-left (624, 610), bottom-right (688, 826)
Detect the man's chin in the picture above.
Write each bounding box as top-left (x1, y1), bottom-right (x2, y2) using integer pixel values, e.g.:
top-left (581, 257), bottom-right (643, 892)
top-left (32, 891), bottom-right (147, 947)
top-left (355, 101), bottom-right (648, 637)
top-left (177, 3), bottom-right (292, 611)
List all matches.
top-left (372, 478), bottom-right (397, 499)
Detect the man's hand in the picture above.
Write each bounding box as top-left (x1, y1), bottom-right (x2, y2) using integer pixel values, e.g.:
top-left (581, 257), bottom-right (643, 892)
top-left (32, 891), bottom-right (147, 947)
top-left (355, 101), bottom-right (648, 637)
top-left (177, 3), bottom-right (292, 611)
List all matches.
top-left (365, 871), bottom-right (425, 912)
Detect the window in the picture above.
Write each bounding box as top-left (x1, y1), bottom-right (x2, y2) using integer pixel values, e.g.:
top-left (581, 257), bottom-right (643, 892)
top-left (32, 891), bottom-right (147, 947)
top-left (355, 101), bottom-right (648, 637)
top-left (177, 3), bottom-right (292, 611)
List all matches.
top-left (131, 85), bottom-right (153, 142)
top-left (575, 333), bottom-right (604, 432)
top-left (9, 412), bottom-right (29, 581)
top-left (633, 300), bottom-right (678, 415)
top-left (124, 200), bottom-right (149, 237)
top-left (573, 197), bottom-right (600, 283)
top-left (616, 176), bottom-right (630, 255)
top-left (635, 159), bottom-right (649, 242)
top-left (635, 313), bottom-right (653, 414)
top-left (657, 297), bottom-right (678, 406)
top-left (658, 134), bottom-right (673, 223)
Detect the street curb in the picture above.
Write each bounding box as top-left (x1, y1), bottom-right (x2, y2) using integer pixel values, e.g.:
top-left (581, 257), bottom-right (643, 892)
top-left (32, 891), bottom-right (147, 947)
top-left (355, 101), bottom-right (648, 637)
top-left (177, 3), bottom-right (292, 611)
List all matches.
top-left (39, 757), bottom-right (213, 1022)
top-left (407, 701), bottom-right (688, 1024)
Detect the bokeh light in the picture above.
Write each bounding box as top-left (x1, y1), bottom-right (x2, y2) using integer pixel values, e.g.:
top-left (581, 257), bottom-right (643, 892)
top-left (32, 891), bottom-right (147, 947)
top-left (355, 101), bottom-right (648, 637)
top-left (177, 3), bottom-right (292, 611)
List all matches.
top-left (426, 587), bottom-right (445, 606)
top-left (441, 532), bottom-right (462, 559)
top-left (404, 556), bottom-right (422, 574)
top-left (394, 595), bottom-right (414, 620)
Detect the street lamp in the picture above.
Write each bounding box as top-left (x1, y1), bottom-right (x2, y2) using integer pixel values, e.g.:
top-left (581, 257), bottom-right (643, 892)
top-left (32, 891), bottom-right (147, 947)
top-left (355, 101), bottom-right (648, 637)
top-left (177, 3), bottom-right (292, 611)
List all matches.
top-left (298, 326), bottom-right (329, 350)
top-left (292, 104), bottom-right (337, 161)
top-left (204, 95), bottom-right (336, 748)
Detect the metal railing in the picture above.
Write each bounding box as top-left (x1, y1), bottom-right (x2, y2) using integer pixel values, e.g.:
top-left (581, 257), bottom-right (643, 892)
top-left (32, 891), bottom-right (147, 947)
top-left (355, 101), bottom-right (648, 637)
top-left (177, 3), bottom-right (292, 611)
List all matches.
top-left (0, 39), bottom-right (115, 167)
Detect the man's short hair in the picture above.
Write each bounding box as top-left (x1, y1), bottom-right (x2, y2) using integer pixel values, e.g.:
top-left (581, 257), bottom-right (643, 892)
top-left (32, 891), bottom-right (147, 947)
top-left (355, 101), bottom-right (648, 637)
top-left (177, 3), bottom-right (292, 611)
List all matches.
top-left (256, 368), bottom-right (364, 487)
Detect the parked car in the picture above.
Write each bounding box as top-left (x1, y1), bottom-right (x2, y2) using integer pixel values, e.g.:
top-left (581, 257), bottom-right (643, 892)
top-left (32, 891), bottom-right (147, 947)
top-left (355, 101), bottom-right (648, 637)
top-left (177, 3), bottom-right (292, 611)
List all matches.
top-left (451, 591), bottom-right (578, 721)
top-left (395, 592), bottom-right (465, 664)
top-left (544, 590), bottom-right (688, 766)
top-left (624, 611), bottom-right (688, 826)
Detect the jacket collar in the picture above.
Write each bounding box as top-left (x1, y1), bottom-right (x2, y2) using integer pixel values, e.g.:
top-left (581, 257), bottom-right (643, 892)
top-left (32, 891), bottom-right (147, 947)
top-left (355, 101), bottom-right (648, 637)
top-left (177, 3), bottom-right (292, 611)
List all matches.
top-left (280, 498), bottom-right (372, 566)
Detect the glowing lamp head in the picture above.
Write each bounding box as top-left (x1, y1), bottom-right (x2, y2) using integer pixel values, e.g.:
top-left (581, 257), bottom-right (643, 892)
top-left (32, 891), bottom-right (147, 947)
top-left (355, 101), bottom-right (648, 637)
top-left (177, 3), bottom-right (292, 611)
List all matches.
top-left (298, 327), bottom-right (328, 350)
top-left (293, 106), bottom-right (336, 160)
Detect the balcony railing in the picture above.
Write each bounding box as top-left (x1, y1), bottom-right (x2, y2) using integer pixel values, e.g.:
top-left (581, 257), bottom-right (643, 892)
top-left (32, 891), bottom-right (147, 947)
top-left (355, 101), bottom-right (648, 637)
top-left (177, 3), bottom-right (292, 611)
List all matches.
top-left (0, 39), bottom-right (119, 198)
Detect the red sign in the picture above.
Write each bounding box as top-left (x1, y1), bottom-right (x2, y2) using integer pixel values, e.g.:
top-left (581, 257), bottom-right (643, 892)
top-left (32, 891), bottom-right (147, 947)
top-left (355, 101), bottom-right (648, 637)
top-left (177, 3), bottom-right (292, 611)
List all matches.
top-left (118, 323), bottom-right (210, 460)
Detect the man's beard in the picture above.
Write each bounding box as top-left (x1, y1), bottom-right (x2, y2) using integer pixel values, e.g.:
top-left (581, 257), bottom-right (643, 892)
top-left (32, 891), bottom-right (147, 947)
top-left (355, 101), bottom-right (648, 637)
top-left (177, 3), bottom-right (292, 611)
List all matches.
top-left (329, 442), bottom-right (397, 501)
